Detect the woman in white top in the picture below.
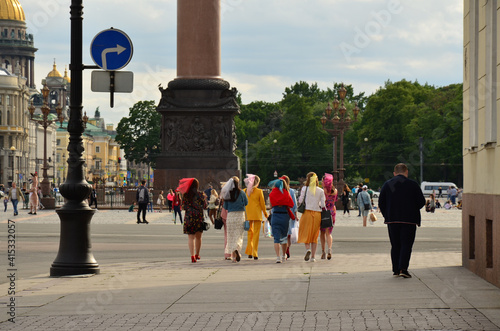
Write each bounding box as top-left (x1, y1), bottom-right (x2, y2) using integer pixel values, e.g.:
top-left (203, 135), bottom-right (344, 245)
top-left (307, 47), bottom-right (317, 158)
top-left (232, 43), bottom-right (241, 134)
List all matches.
top-left (297, 172), bottom-right (326, 262)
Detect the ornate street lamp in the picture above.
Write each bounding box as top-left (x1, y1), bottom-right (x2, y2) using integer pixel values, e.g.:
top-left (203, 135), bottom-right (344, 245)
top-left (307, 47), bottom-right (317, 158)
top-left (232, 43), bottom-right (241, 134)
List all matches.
top-left (10, 146), bottom-right (16, 185)
top-left (29, 84), bottom-right (64, 208)
top-left (320, 83), bottom-right (360, 189)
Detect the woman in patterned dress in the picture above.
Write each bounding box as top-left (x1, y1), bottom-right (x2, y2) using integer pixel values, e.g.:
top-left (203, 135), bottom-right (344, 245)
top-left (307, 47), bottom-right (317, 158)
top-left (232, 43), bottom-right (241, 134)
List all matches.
top-left (320, 173), bottom-right (338, 260)
top-left (221, 176), bottom-right (248, 263)
top-left (177, 178), bottom-right (207, 263)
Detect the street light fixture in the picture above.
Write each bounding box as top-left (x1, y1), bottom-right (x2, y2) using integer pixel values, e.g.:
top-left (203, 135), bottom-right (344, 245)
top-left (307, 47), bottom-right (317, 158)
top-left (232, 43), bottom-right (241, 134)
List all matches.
top-left (320, 83), bottom-right (360, 189)
top-left (29, 84), bottom-right (64, 204)
top-left (10, 146), bottom-right (16, 185)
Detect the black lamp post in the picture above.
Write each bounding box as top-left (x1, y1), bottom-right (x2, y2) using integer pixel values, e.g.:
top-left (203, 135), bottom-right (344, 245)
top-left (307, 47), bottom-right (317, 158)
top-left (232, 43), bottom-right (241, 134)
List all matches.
top-left (50, 0), bottom-right (99, 276)
top-left (320, 83), bottom-right (360, 190)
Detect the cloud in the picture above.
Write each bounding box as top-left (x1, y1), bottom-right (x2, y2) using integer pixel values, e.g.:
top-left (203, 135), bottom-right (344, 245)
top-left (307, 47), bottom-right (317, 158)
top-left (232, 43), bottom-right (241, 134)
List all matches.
top-left (20, 0), bottom-right (462, 125)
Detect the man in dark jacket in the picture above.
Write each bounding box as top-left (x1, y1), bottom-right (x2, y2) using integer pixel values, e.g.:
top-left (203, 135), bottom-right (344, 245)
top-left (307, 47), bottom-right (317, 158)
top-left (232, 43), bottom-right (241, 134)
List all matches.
top-left (379, 163), bottom-right (425, 278)
top-left (136, 180), bottom-right (150, 224)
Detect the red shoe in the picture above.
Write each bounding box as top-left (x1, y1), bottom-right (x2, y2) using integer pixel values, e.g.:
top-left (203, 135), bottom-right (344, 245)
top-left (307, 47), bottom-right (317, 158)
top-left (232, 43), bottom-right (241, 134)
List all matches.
top-left (191, 256), bottom-right (196, 263)
top-left (195, 255), bottom-right (200, 260)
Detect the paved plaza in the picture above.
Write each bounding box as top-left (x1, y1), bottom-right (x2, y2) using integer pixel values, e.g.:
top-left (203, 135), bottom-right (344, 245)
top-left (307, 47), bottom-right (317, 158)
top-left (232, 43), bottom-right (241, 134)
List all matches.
top-left (1, 207), bottom-right (499, 330)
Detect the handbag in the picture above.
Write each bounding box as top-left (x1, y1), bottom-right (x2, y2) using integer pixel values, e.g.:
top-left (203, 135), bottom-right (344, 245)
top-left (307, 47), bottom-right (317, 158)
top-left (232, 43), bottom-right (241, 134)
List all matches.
top-left (320, 209), bottom-right (333, 228)
top-left (290, 221), bottom-right (299, 244)
top-left (369, 212), bottom-right (377, 223)
top-left (202, 221), bottom-right (211, 231)
top-left (244, 220), bottom-right (250, 231)
top-left (361, 192), bottom-right (370, 210)
top-left (214, 205), bottom-right (223, 229)
top-left (297, 187), bottom-right (308, 213)
top-left (156, 198), bottom-right (161, 205)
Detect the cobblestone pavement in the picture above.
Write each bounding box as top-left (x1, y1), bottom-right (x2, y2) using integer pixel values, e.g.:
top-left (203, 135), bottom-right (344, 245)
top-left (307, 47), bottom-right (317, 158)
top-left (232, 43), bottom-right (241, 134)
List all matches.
top-left (3, 309), bottom-right (499, 331)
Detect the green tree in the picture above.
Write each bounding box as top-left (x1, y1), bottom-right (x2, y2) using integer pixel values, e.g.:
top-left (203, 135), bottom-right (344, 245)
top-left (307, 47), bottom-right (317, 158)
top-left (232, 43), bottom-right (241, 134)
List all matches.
top-left (115, 100), bottom-right (161, 167)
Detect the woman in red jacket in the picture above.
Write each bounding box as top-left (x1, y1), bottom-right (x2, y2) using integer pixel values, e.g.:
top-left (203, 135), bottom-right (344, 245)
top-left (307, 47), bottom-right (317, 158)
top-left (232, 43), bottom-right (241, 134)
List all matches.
top-left (268, 177), bottom-right (294, 263)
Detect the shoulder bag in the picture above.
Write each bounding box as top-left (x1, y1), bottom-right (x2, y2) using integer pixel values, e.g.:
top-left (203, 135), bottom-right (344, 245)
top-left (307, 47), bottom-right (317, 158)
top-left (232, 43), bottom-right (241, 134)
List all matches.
top-left (320, 209), bottom-right (333, 228)
top-left (297, 187), bottom-right (308, 213)
top-left (214, 204), bottom-right (223, 229)
top-left (361, 192), bottom-right (370, 210)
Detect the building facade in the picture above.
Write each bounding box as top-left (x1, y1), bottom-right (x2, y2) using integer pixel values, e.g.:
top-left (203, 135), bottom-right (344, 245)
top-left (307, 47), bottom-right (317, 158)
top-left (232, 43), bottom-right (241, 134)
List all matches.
top-left (463, 0), bottom-right (500, 287)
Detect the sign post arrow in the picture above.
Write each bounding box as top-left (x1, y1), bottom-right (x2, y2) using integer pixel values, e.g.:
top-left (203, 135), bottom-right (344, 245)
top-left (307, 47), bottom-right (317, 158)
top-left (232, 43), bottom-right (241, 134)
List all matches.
top-left (101, 44), bottom-right (127, 70)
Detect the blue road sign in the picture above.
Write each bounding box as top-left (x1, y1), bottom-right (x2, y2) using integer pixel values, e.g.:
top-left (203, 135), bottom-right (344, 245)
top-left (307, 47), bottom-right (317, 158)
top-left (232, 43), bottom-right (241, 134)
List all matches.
top-left (90, 28), bottom-right (133, 71)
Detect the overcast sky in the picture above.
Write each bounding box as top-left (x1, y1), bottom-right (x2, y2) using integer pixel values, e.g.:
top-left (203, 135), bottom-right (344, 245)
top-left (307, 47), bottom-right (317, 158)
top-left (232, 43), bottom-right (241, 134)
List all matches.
top-left (21, 0), bottom-right (463, 125)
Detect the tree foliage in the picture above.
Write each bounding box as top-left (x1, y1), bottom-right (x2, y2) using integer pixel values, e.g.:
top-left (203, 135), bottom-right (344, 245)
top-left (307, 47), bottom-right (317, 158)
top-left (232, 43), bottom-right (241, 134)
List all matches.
top-left (237, 79), bottom-right (463, 187)
top-left (115, 100), bottom-right (161, 167)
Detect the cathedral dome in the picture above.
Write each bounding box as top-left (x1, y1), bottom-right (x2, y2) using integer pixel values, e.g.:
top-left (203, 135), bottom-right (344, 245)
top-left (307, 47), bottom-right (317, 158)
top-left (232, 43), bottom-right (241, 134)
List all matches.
top-left (47, 62), bottom-right (62, 78)
top-left (0, 0), bottom-right (25, 21)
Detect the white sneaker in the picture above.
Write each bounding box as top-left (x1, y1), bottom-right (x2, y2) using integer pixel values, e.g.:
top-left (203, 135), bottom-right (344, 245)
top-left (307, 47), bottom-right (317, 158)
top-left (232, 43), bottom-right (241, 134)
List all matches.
top-left (281, 255), bottom-right (286, 262)
top-left (276, 257), bottom-right (282, 263)
top-left (310, 257), bottom-right (316, 262)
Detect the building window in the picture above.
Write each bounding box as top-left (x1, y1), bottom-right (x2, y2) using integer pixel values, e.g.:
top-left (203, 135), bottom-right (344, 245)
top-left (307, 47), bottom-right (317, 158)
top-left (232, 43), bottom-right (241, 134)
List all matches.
top-left (0, 110), bottom-right (2, 125)
top-left (486, 219), bottom-right (493, 268)
top-left (57, 139), bottom-right (61, 146)
top-left (469, 216), bottom-right (475, 260)
top-left (7, 110), bottom-right (10, 125)
top-left (96, 146), bottom-right (100, 153)
top-left (6, 95), bottom-right (11, 106)
top-left (0, 95), bottom-right (2, 105)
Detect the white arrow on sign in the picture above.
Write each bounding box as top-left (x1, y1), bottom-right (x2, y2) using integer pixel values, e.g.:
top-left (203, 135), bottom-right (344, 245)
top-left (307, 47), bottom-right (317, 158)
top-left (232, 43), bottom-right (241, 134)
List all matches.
top-left (101, 44), bottom-right (126, 70)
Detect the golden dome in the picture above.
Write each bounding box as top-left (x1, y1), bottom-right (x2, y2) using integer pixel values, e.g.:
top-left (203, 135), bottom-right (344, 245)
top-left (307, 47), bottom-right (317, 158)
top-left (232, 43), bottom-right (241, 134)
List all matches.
top-left (47, 61), bottom-right (62, 78)
top-left (0, 0), bottom-right (25, 21)
top-left (63, 67), bottom-right (71, 83)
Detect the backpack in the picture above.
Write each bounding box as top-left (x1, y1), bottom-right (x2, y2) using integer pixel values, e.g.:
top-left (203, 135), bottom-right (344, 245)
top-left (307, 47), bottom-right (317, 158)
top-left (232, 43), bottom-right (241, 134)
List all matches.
top-left (138, 187), bottom-right (146, 202)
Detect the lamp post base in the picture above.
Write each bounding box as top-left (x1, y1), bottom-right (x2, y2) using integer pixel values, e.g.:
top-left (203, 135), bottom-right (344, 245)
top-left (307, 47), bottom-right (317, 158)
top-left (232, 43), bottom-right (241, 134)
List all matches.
top-left (40, 197), bottom-right (56, 209)
top-left (50, 208), bottom-right (100, 276)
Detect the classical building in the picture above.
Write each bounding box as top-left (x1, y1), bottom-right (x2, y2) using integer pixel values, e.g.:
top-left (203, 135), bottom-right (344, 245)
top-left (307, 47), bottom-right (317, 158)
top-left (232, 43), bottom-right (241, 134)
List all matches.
top-left (0, 0), bottom-right (37, 88)
top-left (0, 67), bottom-right (30, 187)
top-left (463, 0), bottom-right (500, 287)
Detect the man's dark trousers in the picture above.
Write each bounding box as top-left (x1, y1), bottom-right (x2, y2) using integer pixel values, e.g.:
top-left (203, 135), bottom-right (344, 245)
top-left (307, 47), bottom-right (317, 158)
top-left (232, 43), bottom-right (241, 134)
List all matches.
top-left (387, 223), bottom-right (417, 273)
top-left (137, 202), bottom-right (148, 223)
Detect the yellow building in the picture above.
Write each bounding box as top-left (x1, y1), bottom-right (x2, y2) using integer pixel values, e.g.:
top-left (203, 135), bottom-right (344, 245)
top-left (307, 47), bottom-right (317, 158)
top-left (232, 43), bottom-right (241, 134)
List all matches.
top-left (463, 0), bottom-right (500, 287)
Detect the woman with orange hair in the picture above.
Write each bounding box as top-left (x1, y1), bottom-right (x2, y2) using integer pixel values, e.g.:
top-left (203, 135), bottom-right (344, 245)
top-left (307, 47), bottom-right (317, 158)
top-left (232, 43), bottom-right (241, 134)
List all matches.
top-left (297, 172), bottom-right (326, 262)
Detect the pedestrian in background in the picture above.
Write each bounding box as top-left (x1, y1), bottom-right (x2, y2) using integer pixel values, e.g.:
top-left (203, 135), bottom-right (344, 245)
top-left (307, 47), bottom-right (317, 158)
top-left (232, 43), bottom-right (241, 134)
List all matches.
top-left (208, 188), bottom-right (219, 225)
top-left (7, 182), bottom-right (24, 216)
top-left (297, 172), bottom-right (326, 262)
top-left (378, 163), bottom-right (426, 278)
top-left (281, 175), bottom-right (297, 260)
top-left (320, 173), bottom-right (337, 260)
top-left (268, 177), bottom-right (294, 263)
top-left (167, 189), bottom-right (174, 212)
top-left (221, 177), bottom-right (248, 263)
top-left (341, 184), bottom-right (350, 216)
top-left (177, 178), bottom-right (207, 263)
top-left (173, 190), bottom-right (183, 224)
top-left (136, 180), bottom-right (150, 224)
top-left (89, 184), bottom-right (98, 209)
top-left (28, 173), bottom-right (38, 215)
top-left (157, 190), bottom-right (165, 213)
top-left (147, 189), bottom-right (154, 212)
top-left (244, 174), bottom-right (268, 260)
top-left (357, 185), bottom-right (372, 227)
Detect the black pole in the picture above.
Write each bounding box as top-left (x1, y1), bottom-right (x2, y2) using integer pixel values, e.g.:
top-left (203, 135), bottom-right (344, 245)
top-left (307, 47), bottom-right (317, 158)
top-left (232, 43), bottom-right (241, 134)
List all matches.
top-left (50, 0), bottom-right (99, 276)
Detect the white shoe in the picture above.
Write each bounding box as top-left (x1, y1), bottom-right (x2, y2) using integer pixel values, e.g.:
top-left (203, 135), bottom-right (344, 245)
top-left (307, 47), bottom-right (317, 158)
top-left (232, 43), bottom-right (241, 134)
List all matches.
top-left (310, 257), bottom-right (316, 262)
top-left (276, 257), bottom-right (282, 263)
top-left (281, 255), bottom-right (286, 262)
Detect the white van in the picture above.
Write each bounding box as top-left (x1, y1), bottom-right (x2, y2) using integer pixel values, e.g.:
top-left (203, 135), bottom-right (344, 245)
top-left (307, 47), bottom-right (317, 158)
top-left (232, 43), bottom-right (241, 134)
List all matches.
top-left (420, 181), bottom-right (457, 197)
